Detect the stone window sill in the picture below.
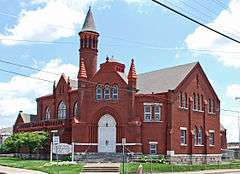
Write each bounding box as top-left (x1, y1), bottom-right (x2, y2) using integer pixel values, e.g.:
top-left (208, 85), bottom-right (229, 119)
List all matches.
top-left (144, 121), bottom-right (162, 123)
top-left (195, 144), bottom-right (204, 147)
top-left (210, 145), bottom-right (215, 147)
top-left (208, 112), bottom-right (216, 115)
top-left (180, 144), bottom-right (187, 146)
top-left (192, 109), bottom-right (204, 113)
top-left (179, 107), bottom-right (188, 111)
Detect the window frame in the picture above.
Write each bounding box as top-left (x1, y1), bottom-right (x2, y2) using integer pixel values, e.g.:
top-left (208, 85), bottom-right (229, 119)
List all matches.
top-left (104, 84), bottom-right (111, 100)
top-left (209, 130), bottom-right (215, 146)
top-left (154, 105), bottom-right (161, 121)
top-left (149, 142), bottom-right (157, 155)
top-left (58, 101), bottom-right (66, 120)
top-left (194, 127), bottom-right (198, 145)
top-left (112, 85), bottom-right (119, 100)
top-left (180, 127), bottom-right (187, 145)
top-left (198, 127), bottom-right (203, 145)
top-left (73, 102), bottom-right (79, 117)
top-left (45, 107), bottom-right (51, 121)
top-left (96, 84), bottom-right (103, 101)
top-left (144, 105), bottom-right (152, 121)
top-left (193, 93), bottom-right (197, 110)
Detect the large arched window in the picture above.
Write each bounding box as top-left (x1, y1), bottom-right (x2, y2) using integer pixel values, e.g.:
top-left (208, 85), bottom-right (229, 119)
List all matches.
top-left (112, 85), bottom-right (118, 100)
top-left (104, 84), bottom-right (110, 100)
top-left (96, 85), bottom-right (102, 101)
top-left (198, 127), bottom-right (203, 145)
top-left (73, 102), bottom-right (79, 117)
top-left (45, 107), bottom-right (51, 121)
top-left (58, 101), bottom-right (66, 119)
top-left (193, 93), bottom-right (197, 110)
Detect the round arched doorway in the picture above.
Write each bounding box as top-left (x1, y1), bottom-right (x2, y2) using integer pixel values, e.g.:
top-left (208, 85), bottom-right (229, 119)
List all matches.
top-left (98, 114), bottom-right (116, 152)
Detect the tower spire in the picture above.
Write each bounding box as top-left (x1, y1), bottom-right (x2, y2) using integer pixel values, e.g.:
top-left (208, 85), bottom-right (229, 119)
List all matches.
top-left (81, 6), bottom-right (97, 33)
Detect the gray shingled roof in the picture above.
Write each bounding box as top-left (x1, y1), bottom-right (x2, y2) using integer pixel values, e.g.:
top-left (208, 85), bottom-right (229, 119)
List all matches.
top-left (137, 62), bottom-right (198, 94)
top-left (81, 7), bottom-right (96, 32)
top-left (70, 79), bottom-right (78, 89)
top-left (19, 112), bottom-right (37, 123)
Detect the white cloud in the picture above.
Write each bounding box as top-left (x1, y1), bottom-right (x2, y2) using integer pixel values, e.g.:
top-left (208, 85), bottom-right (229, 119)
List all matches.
top-left (185, 0), bottom-right (240, 68)
top-left (0, 0), bottom-right (96, 45)
top-left (226, 84), bottom-right (240, 99)
top-left (0, 59), bottom-right (78, 127)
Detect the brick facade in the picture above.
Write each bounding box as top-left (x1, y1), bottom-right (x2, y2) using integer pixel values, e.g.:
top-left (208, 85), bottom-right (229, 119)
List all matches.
top-left (14, 8), bottom-right (227, 163)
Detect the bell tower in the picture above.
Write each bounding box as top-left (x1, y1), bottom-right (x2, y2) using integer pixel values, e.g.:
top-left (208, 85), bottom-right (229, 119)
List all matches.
top-left (78, 7), bottom-right (99, 80)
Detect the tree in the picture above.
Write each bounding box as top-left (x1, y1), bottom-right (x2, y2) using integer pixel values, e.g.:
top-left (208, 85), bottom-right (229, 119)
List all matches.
top-left (3, 131), bottom-right (49, 157)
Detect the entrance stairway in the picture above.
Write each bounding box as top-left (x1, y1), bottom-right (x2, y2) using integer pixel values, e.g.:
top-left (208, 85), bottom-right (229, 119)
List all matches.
top-left (81, 163), bottom-right (120, 173)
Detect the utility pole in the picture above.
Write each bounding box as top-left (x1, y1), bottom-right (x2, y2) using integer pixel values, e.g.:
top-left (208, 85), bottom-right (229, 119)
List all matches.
top-left (235, 97), bottom-right (240, 148)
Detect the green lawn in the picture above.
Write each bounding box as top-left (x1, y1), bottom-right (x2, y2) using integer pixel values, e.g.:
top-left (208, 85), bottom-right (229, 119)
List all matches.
top-left (1, 157), bottom-right (240, 174)
top-left (0, 157), bottom-right (83, 174)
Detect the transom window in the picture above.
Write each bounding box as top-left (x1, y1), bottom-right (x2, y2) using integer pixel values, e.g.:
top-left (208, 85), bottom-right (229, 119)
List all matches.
top-left (58, 101), bottom-right (66, 119)
top-left (180, 128), bottom-right (187, 145)
top-left (96, 85), bottom-right (102, 101)
top-left (73, 102), bottom-right (79, 116)
top-left (112, 85), bottom-right (118, 100)
top-left (45, 107), bottom-right (51, 121)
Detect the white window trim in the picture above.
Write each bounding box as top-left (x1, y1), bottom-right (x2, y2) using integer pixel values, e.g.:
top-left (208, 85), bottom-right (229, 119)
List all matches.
top-left (143, 103), bottom-right (163, 106)
top-left (144, 105), bottom-right (152, 121)
top-left (180, 127), bottom-right (187, 130)
top-left (149, 143), bottom-right (157, 154)
top-left (209, 130), bottom-right (215, 146)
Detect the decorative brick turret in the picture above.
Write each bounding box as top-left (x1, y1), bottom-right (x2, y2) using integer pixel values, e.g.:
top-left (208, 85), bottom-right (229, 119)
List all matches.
top-left (79, 7), bottom-right (99, 80)
top-left (128, 59), bottom-right (137, 89)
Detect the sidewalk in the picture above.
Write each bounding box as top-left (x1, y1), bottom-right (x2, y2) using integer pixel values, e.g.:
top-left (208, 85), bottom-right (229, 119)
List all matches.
top-left (153, 169), bottom-right (240, 174)
top-left (0, 165), bottom-right (46, 174)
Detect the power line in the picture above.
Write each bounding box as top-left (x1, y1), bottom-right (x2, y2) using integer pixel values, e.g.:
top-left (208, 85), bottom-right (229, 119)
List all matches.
top-left (152, 0), bottom-right (240, 44)
top-left (0, 58), bottom-right (60, 76)
top-left (0, 68), bottom-right (54, 83)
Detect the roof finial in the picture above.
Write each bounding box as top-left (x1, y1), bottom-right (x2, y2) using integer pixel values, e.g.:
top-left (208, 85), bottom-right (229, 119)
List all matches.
top-left (106, 55), bottom-right (109, 62)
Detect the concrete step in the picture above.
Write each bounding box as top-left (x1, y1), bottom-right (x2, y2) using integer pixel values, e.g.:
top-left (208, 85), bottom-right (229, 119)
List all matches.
top-left (82, 163), bottom-right (120, 173)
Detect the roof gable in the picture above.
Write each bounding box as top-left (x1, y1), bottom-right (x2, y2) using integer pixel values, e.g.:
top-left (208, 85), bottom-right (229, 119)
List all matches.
top-left (137, 62), bottom-right (198, 94)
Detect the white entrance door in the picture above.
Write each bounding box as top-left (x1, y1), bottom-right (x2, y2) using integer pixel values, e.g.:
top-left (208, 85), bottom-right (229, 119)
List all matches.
top-left (98, 114), bottom-right (116, 152)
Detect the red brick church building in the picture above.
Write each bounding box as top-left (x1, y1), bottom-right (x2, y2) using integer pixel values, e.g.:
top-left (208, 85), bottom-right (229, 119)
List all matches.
top-left (14, 8), bottom-right (227, 163)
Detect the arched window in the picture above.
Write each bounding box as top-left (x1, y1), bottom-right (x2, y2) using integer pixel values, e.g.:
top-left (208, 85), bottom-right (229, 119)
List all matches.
top-left (96, 85), bottom-right (102, 101)
top-left (45, 107), bottom-right (51, 121)
top-left (58, 101), bottom-right (66, 119)
top-left (104, 84), bottom-right (110, 100)
top-left (194, 127), bottom-right (198, 145)
top-left (198, 127), bottom-right (203, 145)
top-left (201, 95), bottom-right (204, 111)
top-left (193, 93), bottom-right (197, 110)
top-left (112, 85), bottom-right (118, 100)
top-left (73, 102), bottom-right (79, 117)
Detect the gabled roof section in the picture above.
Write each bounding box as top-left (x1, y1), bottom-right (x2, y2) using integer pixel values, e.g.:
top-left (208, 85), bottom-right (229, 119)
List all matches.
top-left (137, 62), bottom-right (198, 94)
top-left (81, 7), bottom-right (97, 33)
top-left (18, 111), bottom-right (37, 123)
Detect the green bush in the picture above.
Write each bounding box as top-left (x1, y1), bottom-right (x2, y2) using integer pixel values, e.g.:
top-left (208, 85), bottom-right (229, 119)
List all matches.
top-left (137, 155), bottom-right (167, 164)
top-left (0, 144), bottom-right (8, 153)
top-left (2, 132), bottom-right (49, 154)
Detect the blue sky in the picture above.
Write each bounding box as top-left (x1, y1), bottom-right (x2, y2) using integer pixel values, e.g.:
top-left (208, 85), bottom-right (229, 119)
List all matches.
top-left (0, 0), bottom-right (240, 142)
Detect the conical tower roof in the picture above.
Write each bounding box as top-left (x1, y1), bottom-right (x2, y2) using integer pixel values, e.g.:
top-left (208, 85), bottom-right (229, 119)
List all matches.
top-left (81, 7), bottom-right (97, 33)
top-left (128, 59), bottom-right (137, 80)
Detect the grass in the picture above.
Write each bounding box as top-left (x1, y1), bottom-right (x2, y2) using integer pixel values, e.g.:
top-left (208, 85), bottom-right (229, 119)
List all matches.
top-left (123, 161), bottom-right (240, 173)
top-left (1, 157), bottom-right (240, 173)
top-left (0, 157), bottom-right (83, 174)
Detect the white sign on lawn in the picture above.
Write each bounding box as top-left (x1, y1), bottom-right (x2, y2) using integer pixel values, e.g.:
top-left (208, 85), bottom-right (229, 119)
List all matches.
top-left (53, 143), bottom-right (72, 155)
